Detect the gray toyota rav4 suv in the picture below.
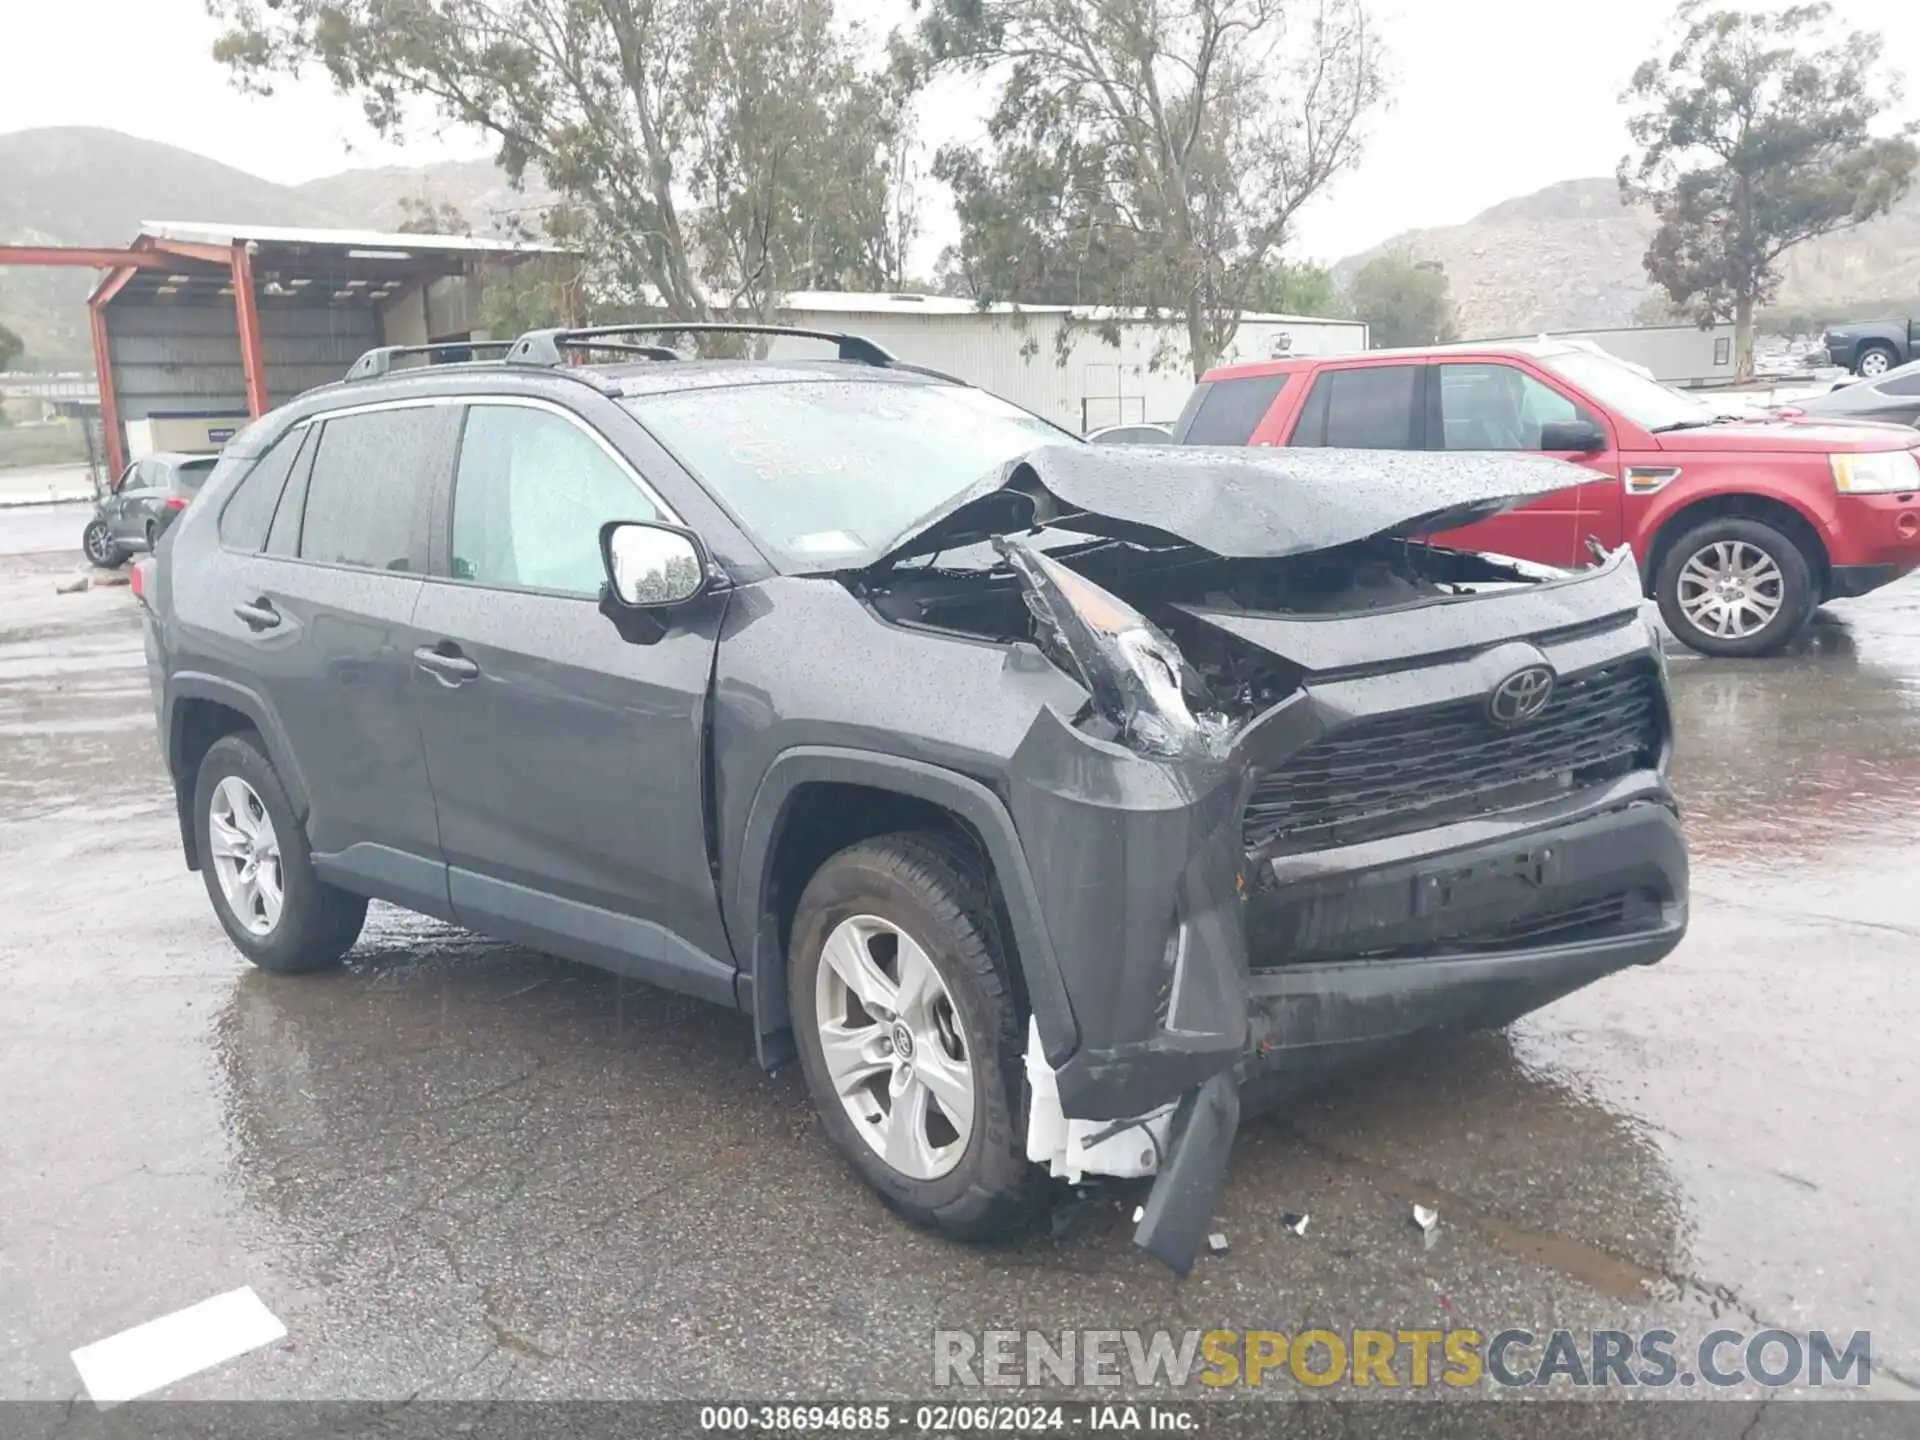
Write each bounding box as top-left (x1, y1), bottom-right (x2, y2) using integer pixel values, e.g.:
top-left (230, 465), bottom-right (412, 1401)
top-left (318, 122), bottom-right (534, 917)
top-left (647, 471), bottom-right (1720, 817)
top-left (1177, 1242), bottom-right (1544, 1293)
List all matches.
top-left (139, 323), bottom-right (1688, 1273)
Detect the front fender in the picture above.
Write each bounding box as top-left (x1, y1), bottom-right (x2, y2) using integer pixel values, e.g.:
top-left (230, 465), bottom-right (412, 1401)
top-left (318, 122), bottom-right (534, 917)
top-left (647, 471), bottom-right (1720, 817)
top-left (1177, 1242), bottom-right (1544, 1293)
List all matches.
top-left (730, 746), bottom-right (1078, 1073)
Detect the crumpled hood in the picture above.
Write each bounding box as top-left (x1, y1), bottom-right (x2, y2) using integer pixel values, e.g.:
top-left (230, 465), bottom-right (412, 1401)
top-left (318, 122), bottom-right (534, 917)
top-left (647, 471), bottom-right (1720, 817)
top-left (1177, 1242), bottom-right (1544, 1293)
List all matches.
top-left (868, 444), bottom-right (1598, 568)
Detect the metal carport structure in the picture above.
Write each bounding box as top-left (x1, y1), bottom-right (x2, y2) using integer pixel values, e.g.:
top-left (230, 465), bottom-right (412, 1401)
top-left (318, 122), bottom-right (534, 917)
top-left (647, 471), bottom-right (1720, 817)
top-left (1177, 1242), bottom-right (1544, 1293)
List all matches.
top-left (1, 223), bottom-right (559, 477)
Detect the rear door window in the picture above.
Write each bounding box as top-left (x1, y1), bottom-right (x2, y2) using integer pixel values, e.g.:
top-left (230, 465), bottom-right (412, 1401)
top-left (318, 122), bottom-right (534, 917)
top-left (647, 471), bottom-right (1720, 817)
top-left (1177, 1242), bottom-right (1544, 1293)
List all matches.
top-left (291, 407), bottom-right (444, 573)
top-left (1289, 365), bottom-right (1422, 449)
top-left (1173, 374), bottom-right (1292, 445)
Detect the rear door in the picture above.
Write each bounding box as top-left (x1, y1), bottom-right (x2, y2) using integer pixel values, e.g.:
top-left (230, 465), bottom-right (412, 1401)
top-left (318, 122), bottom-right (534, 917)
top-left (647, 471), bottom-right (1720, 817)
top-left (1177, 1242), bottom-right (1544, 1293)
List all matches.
top-left (1424, 360), bottom-right (1624, 566)
top-left (226, 401), bottom-right (454, 915)
top-left (409, 397), bottom-right (735, 999)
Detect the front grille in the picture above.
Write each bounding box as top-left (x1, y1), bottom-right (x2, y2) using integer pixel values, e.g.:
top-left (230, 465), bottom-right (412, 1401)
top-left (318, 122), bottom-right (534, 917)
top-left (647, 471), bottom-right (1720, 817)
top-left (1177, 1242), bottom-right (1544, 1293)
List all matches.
top-left (1242, 659), bottom-right (1662, 852)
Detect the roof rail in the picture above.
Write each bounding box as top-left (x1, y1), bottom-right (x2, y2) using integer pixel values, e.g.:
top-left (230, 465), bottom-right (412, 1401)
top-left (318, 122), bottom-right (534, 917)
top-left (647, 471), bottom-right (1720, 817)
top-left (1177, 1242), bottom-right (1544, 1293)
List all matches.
top-left (345, 340), bottom-right (515, 381)
top-left (504, 322), bottom-right (897, 368)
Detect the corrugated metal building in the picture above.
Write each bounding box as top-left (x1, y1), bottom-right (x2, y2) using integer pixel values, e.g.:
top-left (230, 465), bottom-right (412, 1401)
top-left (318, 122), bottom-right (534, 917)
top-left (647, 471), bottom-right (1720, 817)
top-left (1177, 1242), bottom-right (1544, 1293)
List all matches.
top-left (89, 222), bottom-right (555, 470)
top-left (769, 292), bottom-right (1368, 433)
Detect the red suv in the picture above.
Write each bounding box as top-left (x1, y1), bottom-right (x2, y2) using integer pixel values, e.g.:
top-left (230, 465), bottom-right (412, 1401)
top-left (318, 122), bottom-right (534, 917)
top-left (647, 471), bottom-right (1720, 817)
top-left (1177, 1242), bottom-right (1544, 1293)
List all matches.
top-left (1174, 341), bottom-right (1920, 656)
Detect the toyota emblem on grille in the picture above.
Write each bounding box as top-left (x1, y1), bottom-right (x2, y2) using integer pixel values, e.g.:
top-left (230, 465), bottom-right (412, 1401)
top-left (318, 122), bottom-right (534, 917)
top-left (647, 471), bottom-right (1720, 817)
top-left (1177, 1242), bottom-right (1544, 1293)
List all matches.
top-left (1488, 665), bottom-right (1556, 726)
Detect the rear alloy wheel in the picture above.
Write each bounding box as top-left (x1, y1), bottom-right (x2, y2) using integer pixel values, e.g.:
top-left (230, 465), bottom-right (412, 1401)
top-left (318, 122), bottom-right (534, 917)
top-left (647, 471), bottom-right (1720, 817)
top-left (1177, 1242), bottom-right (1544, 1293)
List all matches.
top-left (1655, 518), bottom-right (1814, 658)
top-left (789, 833), bottom-right (1046, 1240)
top-left (82, 519), bottom-right (124, 569)
top-left (193, 732), bottom-right (368, 973)
top-left (1856, 344), bottom-right (1897, 378)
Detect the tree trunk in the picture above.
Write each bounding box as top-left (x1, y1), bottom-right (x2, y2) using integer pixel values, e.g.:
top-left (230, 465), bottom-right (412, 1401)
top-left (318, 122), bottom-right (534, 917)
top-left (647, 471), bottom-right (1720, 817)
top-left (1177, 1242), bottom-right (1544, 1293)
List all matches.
top-left (1734, 294), bottom-right (1755, 383)
top-left (1186, 298), bottom-right (1216, 381)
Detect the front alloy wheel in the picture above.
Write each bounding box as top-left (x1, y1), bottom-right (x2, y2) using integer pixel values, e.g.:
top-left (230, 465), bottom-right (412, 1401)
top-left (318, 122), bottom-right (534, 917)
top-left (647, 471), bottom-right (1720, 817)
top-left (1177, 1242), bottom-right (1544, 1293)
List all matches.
top-left (815, 913), bottom-right (975, 1181)
top-left (208, 775), bottom-right (284, 936)
top-left (787, 832), bottom-right (1046, 1240)
top-left (1674, 539), bottom-right (1785, 642)
top-left (1654, 516), bottom-right (1814, 657)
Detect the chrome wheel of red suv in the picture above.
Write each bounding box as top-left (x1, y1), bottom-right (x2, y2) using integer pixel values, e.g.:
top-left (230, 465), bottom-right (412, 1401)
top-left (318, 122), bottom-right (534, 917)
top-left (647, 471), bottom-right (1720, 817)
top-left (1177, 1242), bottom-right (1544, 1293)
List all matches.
top-left (1655, 518), bottom-right (1815, 658)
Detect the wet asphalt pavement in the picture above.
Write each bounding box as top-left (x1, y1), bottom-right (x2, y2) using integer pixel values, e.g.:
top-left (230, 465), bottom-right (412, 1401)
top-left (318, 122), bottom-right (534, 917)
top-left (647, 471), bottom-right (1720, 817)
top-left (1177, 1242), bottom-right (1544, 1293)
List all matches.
top-left (1, 499), bottom-right (1916, 1409)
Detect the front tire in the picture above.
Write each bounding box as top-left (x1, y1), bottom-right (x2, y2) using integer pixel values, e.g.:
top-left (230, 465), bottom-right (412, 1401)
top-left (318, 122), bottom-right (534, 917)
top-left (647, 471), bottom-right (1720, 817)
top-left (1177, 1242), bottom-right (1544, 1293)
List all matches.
top-left (789, 832), bottom-right (1045, 1241)
top-left (1855, 343), bottom-right (1897, 378)
top-left (82, 519), bottom-right (125, 569)
top-left (1654, 517), bottom-right (1815, 657)
top-left (193, 732), bottom-right (367, 973)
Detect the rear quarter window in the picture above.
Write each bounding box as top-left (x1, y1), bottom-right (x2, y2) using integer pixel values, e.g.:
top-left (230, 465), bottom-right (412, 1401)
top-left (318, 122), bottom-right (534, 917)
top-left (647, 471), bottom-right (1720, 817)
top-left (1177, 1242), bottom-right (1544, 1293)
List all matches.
top-left (1172, 374), bottom-right (1291, 445)
top-left (220, 426), bottom-right (310, 553)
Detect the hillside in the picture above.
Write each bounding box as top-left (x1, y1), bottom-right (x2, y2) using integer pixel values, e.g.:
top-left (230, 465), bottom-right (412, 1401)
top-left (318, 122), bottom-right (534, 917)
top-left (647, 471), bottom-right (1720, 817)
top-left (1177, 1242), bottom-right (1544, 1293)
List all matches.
top-left (0, 128), bottom-right (355, 364)
top-left (294, 156), bottom-right (560, 236)
top-left (1337, 176), bottom-right (1920, 335)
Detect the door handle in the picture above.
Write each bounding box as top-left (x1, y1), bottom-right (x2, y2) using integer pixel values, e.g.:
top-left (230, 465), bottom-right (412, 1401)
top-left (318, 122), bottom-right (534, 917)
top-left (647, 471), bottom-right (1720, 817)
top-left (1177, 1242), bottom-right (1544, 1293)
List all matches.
top-left (233, 599), bottom-right (281, 631)
top-left (414, 644), bottom-right (481, 685)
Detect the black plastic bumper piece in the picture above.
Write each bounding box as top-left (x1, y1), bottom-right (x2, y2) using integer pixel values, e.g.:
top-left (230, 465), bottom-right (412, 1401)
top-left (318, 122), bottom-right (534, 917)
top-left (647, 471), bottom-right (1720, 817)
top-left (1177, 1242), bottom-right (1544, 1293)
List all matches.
top-left (1828, 563), bottom-right (1905, 600)
top-left (1132, 1071), bottom-right (1241, 1276)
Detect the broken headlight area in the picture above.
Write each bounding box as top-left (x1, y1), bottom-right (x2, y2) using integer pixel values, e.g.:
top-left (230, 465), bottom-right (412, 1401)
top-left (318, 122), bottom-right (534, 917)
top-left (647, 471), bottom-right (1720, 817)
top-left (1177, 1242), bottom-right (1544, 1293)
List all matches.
top-left (864, 532), bottom-right (1549, 760)
top-left (992, 537), bottom-right (1230, 759)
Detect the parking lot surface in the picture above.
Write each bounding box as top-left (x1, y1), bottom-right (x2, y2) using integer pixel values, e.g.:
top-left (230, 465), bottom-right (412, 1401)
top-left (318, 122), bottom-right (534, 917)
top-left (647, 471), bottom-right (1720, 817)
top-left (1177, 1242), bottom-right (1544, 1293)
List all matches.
top-left (2, 501), bottom-right (1916, 1407)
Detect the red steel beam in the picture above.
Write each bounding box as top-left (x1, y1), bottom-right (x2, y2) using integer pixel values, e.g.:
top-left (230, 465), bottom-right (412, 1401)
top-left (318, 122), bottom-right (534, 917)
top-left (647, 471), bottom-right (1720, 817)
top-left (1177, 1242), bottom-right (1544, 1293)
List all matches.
top-left (230, 243), bottom-right (271, 418)
top-left (91, 263), bottom-right (143, 308)
top-left (89, 300), bottom-right (127, 481)
top-left (0, 245), bottom-right (173, 270)
top-left (144, 237), bottom-right (240, 267)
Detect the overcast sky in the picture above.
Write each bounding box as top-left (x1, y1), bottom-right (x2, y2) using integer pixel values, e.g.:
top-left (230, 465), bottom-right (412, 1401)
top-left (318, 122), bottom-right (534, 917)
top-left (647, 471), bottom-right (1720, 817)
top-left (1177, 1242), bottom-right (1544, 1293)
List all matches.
top-left (5, 0), bottom-right (1919, 267)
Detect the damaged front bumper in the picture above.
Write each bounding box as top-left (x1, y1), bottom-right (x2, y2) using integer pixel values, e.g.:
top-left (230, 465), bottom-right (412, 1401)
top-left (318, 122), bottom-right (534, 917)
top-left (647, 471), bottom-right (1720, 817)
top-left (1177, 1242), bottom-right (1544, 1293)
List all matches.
top-left (1003, 556), bottom-right (1688, 1272)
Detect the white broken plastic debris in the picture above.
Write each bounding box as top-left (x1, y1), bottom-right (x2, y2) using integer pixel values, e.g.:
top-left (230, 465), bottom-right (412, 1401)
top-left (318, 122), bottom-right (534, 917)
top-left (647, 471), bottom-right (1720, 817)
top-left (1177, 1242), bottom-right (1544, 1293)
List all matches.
top-left (1132, 1205), bottom-right (1145, 1224)
top-left (1206, 1232), bottom-right (1230, 1255)
top-left (1280, 1211), bottom-right (1310, 1237)
top-left (1412, 1204), bottom-right (1439, 1232)
top-left (55, 575), bottom-right (90, 595)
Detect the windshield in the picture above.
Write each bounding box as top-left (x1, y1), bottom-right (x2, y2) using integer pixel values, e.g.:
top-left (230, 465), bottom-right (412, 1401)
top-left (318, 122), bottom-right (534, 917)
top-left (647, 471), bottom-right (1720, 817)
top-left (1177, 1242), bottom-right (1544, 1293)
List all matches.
top-left (624, 380), bottom-right (1069, 569)
top-left (1537, 350), bottom-right (1721, 431)
top-left (177, 458), bottom-right (218, 491)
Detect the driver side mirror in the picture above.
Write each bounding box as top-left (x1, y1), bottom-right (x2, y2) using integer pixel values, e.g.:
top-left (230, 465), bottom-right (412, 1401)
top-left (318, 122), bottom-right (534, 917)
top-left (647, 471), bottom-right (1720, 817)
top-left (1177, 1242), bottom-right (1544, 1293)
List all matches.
top-left (598, 521), bottom-right (714, 642)
top-left (1539, 418), bottom-right (1607, 453)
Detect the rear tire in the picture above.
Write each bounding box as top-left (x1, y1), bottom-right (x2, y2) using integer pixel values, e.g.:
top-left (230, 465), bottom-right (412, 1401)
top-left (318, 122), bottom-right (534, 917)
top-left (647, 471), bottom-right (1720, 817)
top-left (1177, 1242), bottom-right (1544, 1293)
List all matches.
top-left (1654, 517), bottom-right (1815, 657)
top-left (1855, 343), bottom-right (1897, 378)
top-left (82, 519), bottom-right (125, 569)
top-left (788, 831), bottom-right (1046, 1241)
top-left (193, 732), bottom-right (367, 973)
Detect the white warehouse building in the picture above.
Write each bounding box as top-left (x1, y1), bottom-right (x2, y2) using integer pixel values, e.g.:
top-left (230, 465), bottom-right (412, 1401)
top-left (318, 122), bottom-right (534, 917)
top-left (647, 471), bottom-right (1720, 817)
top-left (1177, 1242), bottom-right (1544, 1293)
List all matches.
top-left (763, 292), bottom-right (1369, 434)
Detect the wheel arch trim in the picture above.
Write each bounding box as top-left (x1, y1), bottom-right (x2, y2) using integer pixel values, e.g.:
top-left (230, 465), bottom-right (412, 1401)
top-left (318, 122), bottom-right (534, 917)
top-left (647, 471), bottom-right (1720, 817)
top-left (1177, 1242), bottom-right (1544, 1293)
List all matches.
top-left (1638, 486), bottom-right (1831, 597)
top-left (730, 746), bottom-right (1079, 1073)
top-left (165, 673), bottom-right (312, 835)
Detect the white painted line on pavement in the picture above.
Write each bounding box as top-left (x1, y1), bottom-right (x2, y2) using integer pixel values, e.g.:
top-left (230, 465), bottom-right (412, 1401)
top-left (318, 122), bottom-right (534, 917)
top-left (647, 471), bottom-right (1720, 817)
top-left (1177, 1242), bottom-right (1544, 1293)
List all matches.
top-left (70, 1286), bottom-right (286, 1407)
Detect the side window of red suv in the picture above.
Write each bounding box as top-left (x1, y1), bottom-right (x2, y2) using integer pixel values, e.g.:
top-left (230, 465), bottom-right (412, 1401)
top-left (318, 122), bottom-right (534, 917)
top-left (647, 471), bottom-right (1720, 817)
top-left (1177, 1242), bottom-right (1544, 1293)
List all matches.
top-left (1290, 365), bottom-right (1422, 449)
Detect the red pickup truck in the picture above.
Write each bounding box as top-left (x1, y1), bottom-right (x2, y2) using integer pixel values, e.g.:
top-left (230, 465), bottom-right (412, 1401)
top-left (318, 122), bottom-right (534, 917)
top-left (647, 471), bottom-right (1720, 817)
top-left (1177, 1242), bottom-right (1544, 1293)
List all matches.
top-left (1172, 341), bottom-right (1920, 656)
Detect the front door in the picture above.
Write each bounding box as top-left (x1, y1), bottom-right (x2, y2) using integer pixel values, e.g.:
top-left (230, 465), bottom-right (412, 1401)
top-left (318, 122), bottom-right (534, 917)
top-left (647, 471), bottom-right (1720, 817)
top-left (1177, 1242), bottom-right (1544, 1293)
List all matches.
top-left (410, 399), bottom-right (735, 1001)
top-left (1426, 361), bottom-right (1624, 566)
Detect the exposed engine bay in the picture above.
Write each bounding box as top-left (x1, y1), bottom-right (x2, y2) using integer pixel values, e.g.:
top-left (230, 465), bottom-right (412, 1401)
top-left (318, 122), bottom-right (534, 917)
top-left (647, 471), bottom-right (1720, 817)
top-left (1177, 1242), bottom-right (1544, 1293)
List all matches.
top-left (862, 532), bottom-right (1557, 749)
